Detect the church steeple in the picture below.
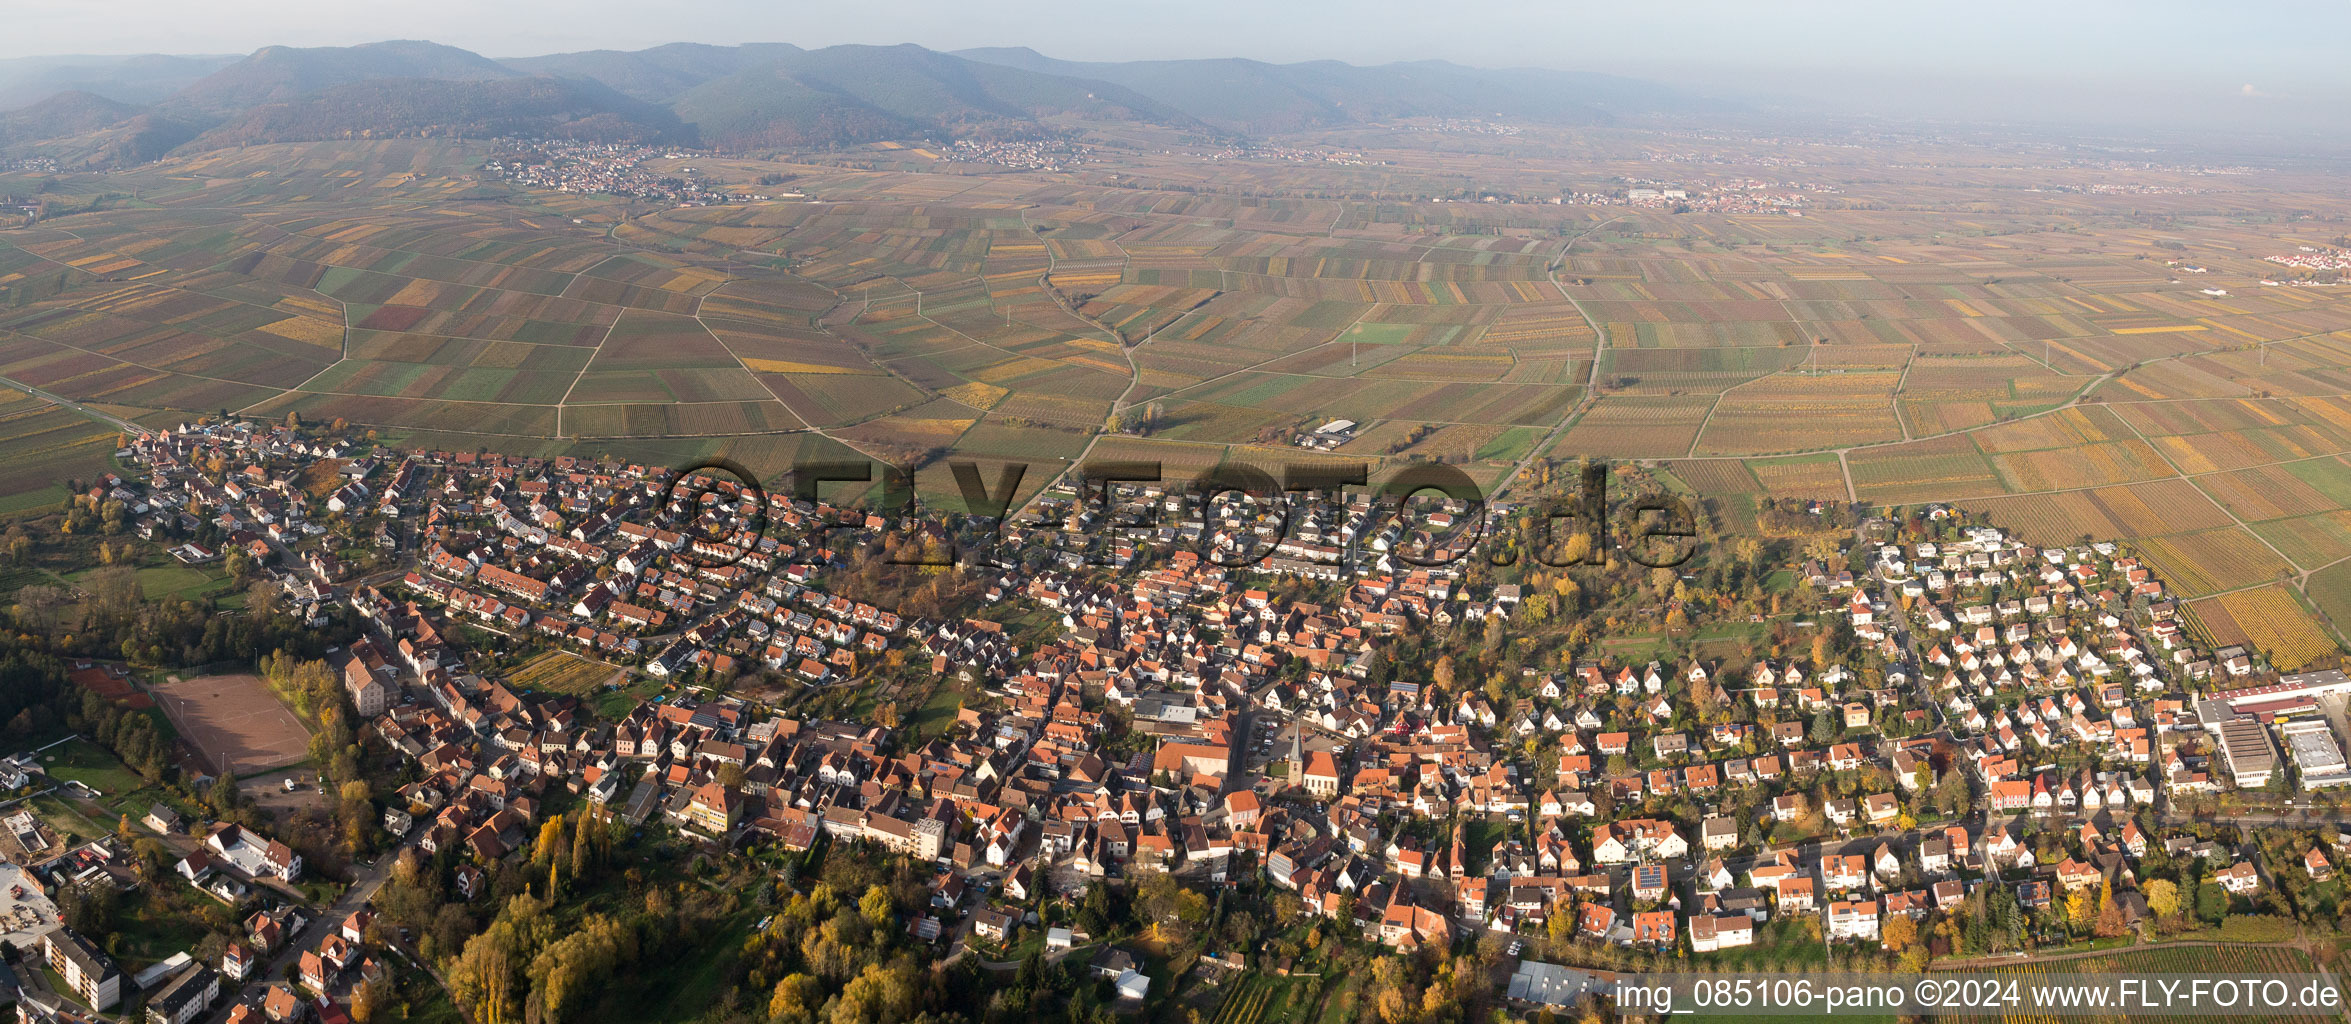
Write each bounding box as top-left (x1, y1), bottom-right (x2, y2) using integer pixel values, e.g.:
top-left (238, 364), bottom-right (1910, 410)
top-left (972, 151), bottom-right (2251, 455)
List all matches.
top-left (1288, 717), bottom-right (1304, 784)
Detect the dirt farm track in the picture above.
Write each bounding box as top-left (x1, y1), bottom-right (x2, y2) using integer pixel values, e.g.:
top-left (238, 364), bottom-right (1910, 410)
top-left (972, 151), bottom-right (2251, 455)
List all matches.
top-left (151, 672), bottom-right (314, 776)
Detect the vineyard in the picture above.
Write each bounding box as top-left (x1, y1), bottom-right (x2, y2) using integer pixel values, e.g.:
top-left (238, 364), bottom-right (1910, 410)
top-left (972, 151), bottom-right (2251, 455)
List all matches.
top-left (2134, 528), bottom-right (2295, 599)
top-left (2311, 563), bottom-right (2351, 650)
top-left (1746, 455), bottom-right (1849, 501)
top-left (507, 651), bottom-right (625, 695)
top-left (1955, 479), bottom-right (2233, 546)
top-left (1204, 972), bottom-right (1329, 1024)
top-left (1847, 435), bottom-right (2003, 503)
top-left (2186, 587), bottom-right (2341, 672)
top-left (1935, 943), bottom-right (2332, 1024)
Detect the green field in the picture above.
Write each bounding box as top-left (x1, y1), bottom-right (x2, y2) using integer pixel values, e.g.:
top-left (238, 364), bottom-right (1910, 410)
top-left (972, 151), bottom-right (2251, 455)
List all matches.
top-left (43, 737), bottom-right (149, 797)
top-left (61, 561), bottom-right (235, 603)
top-left (906, 685), bottom-right (964, 743)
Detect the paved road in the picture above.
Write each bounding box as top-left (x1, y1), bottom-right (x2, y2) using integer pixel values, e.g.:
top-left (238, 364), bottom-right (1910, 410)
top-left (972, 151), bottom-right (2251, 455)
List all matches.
top-left (0, 373), bottom-right (147, 436)
top-left (200, 840), bottom-right (410, 1024)
top-left (1870, 563), bottom-right (1946, 734)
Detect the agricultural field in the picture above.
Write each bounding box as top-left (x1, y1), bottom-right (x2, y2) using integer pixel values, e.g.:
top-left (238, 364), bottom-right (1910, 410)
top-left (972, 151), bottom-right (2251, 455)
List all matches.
top-left (2251, 511), bottom-right (2351, 569)
top-left (1558, 394), bottom-right (1716, 458)
top-left (1743, 454), bottom-right (1849, 502)
top-left (1937, 943), bottom-right (2330, 1024)
top-left (1692, 373), bottom-right (1905, 455)
top-left (2308, 560), bottom-right (2351, 638)
top-left (1845, 435), bottom-right (2003, 504)
top-left (7, 128), bottom-right (2351, 653)
top-left (1952, 478), bottom-right (2234, 545)
top-left (2191, 584), bottom-right (2341, 671)
top-left (2135, 527), bottom-right (2296, 599)
top-left (507, 651), bottom-right (627, 695)
top-left (2186, 585), bottom-right (2341, 671)
top-left (0, 386), bottom-right (126, 511)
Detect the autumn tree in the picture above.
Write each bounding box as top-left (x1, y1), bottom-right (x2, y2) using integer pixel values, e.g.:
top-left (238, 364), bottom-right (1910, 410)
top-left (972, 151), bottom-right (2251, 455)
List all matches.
top-left (768, 973), bottom-right (823, 1024)
top-left (1881, 914), bottom-right (1918, 953)
top-left (525, 912), bottom-right (639, 1023)
top-left (859, 885), bottom-right (894, 928)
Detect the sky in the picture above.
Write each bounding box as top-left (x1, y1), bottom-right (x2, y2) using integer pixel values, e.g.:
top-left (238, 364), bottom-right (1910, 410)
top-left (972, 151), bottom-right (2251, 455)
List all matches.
top-left (6, 0), bottom-right (2348, 133)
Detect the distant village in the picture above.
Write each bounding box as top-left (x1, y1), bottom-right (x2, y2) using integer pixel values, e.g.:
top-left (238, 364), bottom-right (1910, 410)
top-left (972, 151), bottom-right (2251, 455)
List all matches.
top-left (479, 141), bottom-right (751, 206)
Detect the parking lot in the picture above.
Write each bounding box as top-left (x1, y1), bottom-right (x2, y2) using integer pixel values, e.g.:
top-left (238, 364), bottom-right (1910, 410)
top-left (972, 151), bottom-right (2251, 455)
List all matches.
top-left (244, 767), bottom-right (332, 827)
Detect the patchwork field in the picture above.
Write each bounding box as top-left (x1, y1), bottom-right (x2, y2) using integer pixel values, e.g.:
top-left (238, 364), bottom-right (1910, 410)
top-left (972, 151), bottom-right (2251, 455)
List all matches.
top-left (9, 132), bottom-right (2351, 654)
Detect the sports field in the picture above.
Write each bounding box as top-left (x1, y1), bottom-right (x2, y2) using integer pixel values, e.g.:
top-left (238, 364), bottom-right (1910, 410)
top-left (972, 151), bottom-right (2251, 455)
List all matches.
top-left (151, 671), bottom-right (314, 775)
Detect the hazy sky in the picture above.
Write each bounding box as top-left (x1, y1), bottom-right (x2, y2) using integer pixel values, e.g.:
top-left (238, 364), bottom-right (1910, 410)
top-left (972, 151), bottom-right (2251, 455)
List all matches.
top-left (8, 0), bottom-right (2348, 131)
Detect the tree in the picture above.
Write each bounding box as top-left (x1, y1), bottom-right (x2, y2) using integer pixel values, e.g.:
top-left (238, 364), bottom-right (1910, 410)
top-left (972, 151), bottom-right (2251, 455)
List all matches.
top-left (1546, 900), bottom-right (1574, 943)
top-left (1805, 536), bottom-right (1841, 566)
top-left (2065, 887), bottom-right (2093, 933)
top-left (10, 583), bottom-right (66, 632)
top-left (769, 973), bottom-right (823, 1023)
top-left (2144, 879), bottom-right (2181, 920)
top-left (2093, 894), bottom-right (2126, 938)
top-left (831, 961), bottom-right (921, 1024)
top-left (1898, 945), bottom-right (1929, 973)
top-left (533, 815), bottom-right (567, 868)
top-left (860, 885), bottom-right (893, 928)
top-left (570, 810), bottom-right (601, 882)
top-left (1881, 915), bottom-right (1917, 952)
top-left (526, 912), bottom-right (637, 1023)
top-left (58, 877), bottom-right (119, 938)
top-left (349, 978), bottom-right (385, 1024)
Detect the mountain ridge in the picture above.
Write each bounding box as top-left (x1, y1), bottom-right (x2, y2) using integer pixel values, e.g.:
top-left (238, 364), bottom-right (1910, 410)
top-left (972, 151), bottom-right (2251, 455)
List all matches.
top-left (0, 39), bottom-right (1719, 167)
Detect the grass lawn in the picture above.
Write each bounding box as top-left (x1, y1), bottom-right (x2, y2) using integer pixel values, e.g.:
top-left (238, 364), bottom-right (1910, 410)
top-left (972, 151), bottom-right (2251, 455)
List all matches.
top-left (964, 925), bottom-right (1047, 964)
top-left (38, 964), bottom-right (87, 1012)
top-left (592, 676), bottom-right (666, 720)
top-left (1771, 819), bottom-right (1831, 844)
top-left (1460, 816), bottom-right (1508, 875)
top-left (43, 739), bottom-right (149, 798)
top-left (1598, 633), bottom-right (1672, 662)
top-left (2307, 877), bottom-right (2343, 917)
top-left (99, 783), bottom-right (200, 830)
top-left (613, 907), bottom-right (759, 1019)
top-left (0, 483), bottom-right (70, 517)
top-left (907, 685), bottom-right (963, 743)
top-left (392, 961), bottom-right (466, 1024)
top-left (30, 794), bottom-right (103, 842)
top-left (1685, 916), bottom-right (1825, 971)
top-left (64, 561), bottom-right (233, 603)
top-left (1313, 972), bottom-right (1360, 1024)
top-left (0, 564), bottom-right (65, 597)
top-left (1692, 619), bottom-right (1768, 642)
